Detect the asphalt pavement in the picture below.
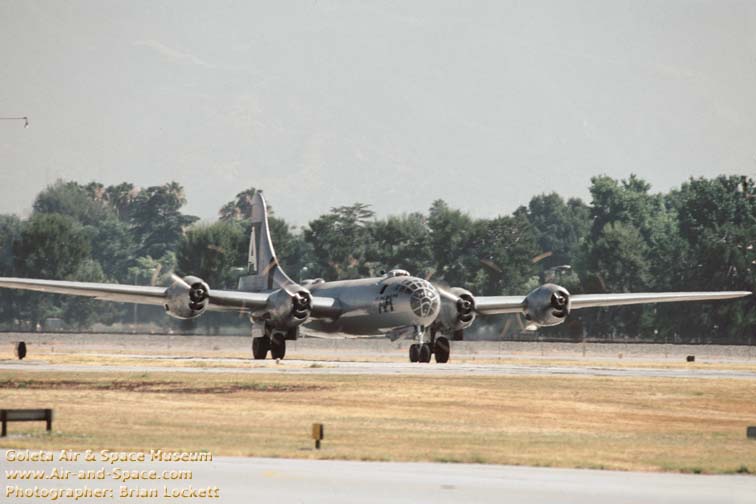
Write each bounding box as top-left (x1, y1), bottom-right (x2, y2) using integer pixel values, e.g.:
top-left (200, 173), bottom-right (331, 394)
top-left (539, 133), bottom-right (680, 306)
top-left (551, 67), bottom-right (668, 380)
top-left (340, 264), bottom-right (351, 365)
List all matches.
top-left (1, 356), bottom-right (756, 379)
top-left (2, 454), bottom-right (754, 504)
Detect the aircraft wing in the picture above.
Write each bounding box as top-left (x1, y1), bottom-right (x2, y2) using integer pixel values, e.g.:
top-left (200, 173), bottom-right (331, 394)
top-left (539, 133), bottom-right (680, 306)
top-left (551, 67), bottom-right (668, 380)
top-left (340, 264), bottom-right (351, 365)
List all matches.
top-left (567, 291), bottom-right (752, 309)
top-left (0, 278), bottom-right (340, 318)
top-left (208, 289), bottom-right (341, 317)
top-left (0, 278), bottom-right (169, 305)
top-left (473, 296), bottom-right (526, 315)
top-left (474, 291), bottom-right (752, 316)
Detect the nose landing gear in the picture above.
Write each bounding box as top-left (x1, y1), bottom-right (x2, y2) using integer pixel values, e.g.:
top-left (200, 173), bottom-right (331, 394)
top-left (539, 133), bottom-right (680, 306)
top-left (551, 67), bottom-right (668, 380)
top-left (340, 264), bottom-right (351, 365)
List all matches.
top-left (408, 326), bottom-right (452, 363)
top-left (409, 342), bottom-right (432, 363)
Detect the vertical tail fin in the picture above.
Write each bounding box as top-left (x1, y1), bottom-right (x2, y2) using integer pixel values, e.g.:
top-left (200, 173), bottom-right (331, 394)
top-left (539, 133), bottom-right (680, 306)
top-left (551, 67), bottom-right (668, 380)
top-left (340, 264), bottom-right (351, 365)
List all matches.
top-left (237, 192), bottom-right (296, 292)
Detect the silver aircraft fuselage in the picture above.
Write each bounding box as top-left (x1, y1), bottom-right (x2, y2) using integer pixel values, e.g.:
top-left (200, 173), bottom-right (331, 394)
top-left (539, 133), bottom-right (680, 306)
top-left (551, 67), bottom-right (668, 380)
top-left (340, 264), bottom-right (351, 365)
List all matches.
top-left (305, 273), bottom-right (441, 334)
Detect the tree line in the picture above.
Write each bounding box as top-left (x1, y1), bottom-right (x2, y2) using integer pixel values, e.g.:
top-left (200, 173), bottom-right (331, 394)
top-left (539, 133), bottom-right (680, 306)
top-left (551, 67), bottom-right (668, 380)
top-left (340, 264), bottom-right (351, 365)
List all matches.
top-left (0, 175), bottom-right (753, 342)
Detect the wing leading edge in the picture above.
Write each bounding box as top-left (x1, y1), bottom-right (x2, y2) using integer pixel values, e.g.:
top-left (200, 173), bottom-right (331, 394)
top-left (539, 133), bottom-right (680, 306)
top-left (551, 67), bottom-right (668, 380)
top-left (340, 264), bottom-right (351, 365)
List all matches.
top-left (0, 277), bottom-right (339, 318)
top-left (474, 290), bottom-right (752, 316)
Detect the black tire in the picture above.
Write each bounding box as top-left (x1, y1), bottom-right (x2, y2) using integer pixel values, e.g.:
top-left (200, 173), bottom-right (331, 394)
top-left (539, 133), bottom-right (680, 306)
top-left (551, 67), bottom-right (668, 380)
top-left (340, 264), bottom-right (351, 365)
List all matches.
top-left (452, 330), bottom-right (464, 341)
top-left (409, 344), bottom-right (419, 362)
top-left (434, 337), bottom-right (450, 363)
top-left (252, 337), bottom-right (269, 360)
top-left (270, 336), bottom-right (286, 360)
top-left (15, 341), bottom-right (26, 360)
top-left (419, 343), bottom-right (432, 363)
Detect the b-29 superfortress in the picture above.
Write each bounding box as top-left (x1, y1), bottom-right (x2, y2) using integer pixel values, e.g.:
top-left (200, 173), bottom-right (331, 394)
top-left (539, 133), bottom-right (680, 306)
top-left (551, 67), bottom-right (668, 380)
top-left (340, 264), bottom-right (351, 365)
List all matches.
top-left (0, 193), bottom-right (750, 363)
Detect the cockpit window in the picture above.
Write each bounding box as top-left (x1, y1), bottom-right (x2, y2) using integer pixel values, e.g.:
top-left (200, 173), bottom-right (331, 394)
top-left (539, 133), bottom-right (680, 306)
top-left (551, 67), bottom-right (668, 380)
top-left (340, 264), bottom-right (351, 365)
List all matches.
top-left (393, 284), bottom-right (412, 295)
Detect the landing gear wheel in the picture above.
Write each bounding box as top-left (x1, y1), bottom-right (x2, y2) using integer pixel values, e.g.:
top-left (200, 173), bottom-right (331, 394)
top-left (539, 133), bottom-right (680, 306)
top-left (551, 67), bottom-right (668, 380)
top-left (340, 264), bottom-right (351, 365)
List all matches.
top-left (409, 344), bottom-right (419, 363)
top-left (252, 337), bottom-right (269, 360)
top-left (270, 336), bottom-right (286, 360)
top-left (419, 343), bottom-right (432, 363)
top-left (434, 337), bottom-right (450, 363)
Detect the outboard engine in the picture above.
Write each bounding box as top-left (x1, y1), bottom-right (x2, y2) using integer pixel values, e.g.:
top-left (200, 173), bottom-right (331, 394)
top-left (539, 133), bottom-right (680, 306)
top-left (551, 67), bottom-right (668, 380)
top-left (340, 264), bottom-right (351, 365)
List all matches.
top-left (522, 283), bottom-right (570, 327)
top-left (164, 275), bottom-right (210, 320)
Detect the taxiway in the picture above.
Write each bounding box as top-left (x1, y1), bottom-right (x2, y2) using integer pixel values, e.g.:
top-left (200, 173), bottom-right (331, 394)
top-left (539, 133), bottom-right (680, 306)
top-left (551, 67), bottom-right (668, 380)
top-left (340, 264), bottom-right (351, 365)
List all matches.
top-left (3, 455), bottom-right (754, 504)
top-left (2, 356), bottom-right (756, 379)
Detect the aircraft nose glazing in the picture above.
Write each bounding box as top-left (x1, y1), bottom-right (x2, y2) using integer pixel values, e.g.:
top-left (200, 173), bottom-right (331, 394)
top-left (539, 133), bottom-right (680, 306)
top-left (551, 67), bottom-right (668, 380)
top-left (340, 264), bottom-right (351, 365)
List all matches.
top-left (399, 278), bottom-right (440, 321)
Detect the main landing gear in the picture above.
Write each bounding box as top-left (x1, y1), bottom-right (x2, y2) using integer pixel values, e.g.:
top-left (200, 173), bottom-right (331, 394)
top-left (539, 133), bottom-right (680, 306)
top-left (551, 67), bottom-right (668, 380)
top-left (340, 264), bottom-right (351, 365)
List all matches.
top-left (408, 326), bottom-right (452, 364)
top-left (252, 335), bottom-right (287, 360)
top-left (252, 326), bottom-right (296, 360)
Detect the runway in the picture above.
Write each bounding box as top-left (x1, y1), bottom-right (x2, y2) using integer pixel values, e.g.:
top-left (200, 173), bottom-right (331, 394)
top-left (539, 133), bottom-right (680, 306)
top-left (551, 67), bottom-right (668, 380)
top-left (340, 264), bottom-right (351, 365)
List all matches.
top-left (2, 356), bottom-right (756, 379)
top-left (3, 454), bottom-right (754, 504)
top-left (193, 457), bottom-right (756, 504)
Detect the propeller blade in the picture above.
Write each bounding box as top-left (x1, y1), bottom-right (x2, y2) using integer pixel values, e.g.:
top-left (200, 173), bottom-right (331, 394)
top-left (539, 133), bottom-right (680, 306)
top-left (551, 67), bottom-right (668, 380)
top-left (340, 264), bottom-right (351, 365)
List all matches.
top-left (150, 264), bottom-right (162, 286)
top-left (530, 251), bottom-right (553, 264)
top-left (170, 273), bottom-right (190, 288)
top-left (479, 258), bottom-right (503, 273)
top-left (434, 284), bottom-right (460, 302)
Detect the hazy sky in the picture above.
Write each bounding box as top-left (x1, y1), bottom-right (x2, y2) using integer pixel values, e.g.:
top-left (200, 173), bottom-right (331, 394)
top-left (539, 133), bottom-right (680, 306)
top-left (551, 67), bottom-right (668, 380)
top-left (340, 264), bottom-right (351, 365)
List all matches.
top-left (1, 1), bottom-right (755, 226)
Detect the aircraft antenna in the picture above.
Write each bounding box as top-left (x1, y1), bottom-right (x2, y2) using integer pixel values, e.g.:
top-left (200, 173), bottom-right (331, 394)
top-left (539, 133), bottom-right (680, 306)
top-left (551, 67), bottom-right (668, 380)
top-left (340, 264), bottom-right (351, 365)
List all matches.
top-left (0, 116), bottom-right (29, 128)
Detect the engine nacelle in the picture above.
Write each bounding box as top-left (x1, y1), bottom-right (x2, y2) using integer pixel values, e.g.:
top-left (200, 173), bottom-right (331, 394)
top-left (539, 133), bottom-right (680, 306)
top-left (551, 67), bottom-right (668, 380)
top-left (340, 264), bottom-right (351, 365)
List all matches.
top-left (435, 287), bottom-right (476, 333)
top-left (262, 287), bottom-right (313, 329)
top-left (164, 275), bottom-right (210, 320)
top-left (522, 283), bottom-right (570, 327)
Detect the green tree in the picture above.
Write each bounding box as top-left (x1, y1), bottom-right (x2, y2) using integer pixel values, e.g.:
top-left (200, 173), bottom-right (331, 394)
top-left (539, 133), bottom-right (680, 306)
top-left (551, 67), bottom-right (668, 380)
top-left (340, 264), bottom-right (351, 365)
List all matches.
top-left (127, 254), bottom-right (177, 287)
top-left (33, 180), bottom-right (112, 227)
top-left (427, 200), bottom-right (474, 286)
top-left (176, 221), bottom-right (246, 289)
top-left (12, 213), bottom-right (91, 324)
top-left (304, 203), bottom-right (375, 280)
top-left (367, 213), bottom-right (433, 277)
top-left (577, 175), bottom-right (665, 339)
top-left (87, 217), bottom-right (136, 281)
top-left (31, 180), bottom-right (138, 281)
top-left (0, 215), bottom-right (23, 325)
top-left (14, 213), bottom-right (91, 279)
top-left (585, 221), bottom-right (650, 292)
top-left (219, 187), bottom-right (268, 221)
top-left (128, 182), bottom-right (199, 259)
top-left (519, 193), bottom-right (590, 274)
top-left (587, 174), bottom-right (664, 243)
top-left (0, 215), bottom-right (22, 275)
top-left (660, 176), bottom-right (756, 341)
top-left (468, 214), bottom-right (539, 295)
top-left (104, 182), bottom-right (140, 220)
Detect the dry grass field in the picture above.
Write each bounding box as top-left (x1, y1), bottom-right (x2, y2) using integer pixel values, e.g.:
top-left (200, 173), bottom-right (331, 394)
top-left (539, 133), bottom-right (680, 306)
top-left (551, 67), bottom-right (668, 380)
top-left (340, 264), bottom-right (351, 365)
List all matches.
top-left (1, 370), bottom-right (755, 474)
